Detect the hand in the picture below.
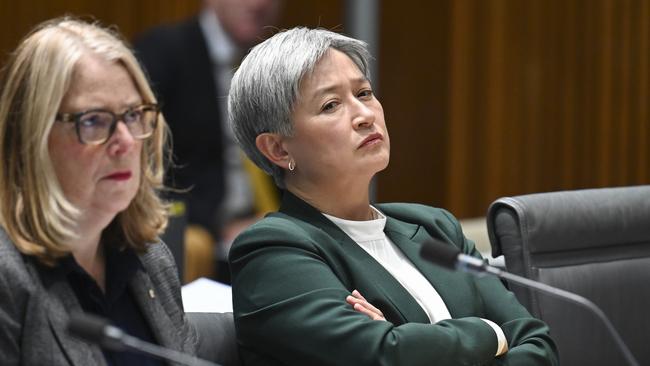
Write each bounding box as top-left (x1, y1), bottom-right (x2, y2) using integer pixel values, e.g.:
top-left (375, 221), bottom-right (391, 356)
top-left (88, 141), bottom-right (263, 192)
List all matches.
top-left (346, 289), bottom-right (386, 321)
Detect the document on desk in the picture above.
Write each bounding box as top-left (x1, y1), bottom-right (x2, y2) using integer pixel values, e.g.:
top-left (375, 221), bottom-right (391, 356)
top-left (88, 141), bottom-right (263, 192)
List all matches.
top-left (181, 277), bottom-right (233, 312)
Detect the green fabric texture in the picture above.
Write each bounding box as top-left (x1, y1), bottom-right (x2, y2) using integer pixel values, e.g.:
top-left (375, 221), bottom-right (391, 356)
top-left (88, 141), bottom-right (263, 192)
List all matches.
top-left (229, 192), bottom-right (558, 366)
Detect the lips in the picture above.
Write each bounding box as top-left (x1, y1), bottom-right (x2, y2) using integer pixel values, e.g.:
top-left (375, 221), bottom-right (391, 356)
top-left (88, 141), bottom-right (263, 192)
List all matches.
top-left (358, 133), bottom-right (383, 148)
top-left (104, 171), bottom-right (132, 181)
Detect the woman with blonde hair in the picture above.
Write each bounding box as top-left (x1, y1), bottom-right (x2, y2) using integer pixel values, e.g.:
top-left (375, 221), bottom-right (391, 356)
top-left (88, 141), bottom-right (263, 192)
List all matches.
top-left (0, 17), bottom-right (194, 364)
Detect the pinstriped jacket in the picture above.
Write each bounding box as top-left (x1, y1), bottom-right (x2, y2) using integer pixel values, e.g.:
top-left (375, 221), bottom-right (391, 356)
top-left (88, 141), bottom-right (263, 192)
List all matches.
top-left (0, 228), bottom-right (197, 365)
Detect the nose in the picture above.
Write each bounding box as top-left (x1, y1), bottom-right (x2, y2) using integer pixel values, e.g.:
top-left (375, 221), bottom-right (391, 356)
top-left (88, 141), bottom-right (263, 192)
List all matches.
top-left (351, 99), bottom-right (376, 130)
top-left (107, 121), bottom-right (136, 156)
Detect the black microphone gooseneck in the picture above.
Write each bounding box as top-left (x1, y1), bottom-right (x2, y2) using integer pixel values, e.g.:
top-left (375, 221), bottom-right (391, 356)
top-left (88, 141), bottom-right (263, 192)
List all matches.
top-left (67, 313), bottom-right (221, 366)
top-left (420, 239), bottom-right (640, 366)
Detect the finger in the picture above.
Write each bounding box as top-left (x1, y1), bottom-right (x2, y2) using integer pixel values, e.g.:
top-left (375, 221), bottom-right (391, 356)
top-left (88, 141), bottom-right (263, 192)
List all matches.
top-left (348, 291), bottom-right (386, 321)
top-left (351, 289), bottom-right (367, 302)
top-left (354, 303), bottom-right (384, 321)
top-left (347, 296), bottom-right (385, 320)
top-left (351, 300), bottom-right (385, 320)
top-left (359, 300), bottom-right (384, 316)
top-left (346, 295), bottom-right (359, 306)
top-left (351, 291), bottom-right (384, 316)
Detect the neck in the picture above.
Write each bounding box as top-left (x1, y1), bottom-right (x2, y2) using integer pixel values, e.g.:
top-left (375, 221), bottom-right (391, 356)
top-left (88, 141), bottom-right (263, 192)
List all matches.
top-left (287, 176), bottom-right (375, 221)
top-left (71, 233), bottom-right (106, 292)
top-left (69, 210), bottom-right (115, 292)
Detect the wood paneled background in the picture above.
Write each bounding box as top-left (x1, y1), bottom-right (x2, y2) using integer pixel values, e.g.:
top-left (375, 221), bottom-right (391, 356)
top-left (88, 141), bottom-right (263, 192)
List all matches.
top-left (1, 0), bottom-right (648, 219)
top-left (379, 0), bottom-right (649, 218)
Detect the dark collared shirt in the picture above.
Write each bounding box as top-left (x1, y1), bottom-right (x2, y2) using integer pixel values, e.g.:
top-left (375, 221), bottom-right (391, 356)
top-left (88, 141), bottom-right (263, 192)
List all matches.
top-left (63, 245), bottom-right (165, 366)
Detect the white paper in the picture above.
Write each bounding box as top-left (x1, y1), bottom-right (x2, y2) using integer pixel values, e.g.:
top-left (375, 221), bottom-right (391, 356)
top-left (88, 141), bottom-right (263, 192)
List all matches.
top-left (181, 277), bottom-right (233, 313)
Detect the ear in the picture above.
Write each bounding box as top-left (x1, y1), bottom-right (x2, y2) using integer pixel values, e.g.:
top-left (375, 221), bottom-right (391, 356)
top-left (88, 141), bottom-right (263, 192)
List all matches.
top-left (256, 133), bottom-right (291, 170)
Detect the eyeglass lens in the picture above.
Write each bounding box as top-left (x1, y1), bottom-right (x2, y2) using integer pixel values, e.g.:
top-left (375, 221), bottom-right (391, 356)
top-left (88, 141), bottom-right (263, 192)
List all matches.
top-left (77, 106), bottom-right (157, 144)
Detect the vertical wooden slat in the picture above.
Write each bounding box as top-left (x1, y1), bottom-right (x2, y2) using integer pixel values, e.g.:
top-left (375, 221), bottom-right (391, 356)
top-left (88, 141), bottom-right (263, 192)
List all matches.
top-left (522, 0), bottom-right (543, 194)
top-left (560, 0), bottom-right (578, 188)
top-left (638, 0), bottom-right (650, 181)
top-left (374, 0), bottom-right (449, 207)
top-left (580, 0), bottom-right (599, 189)
top-left (484, 0), bottom-right (507, 204)
top-left (448, 0), bottom-right (474, 216)
top-left (597, 0), bottom-right (615, 186)
top-left (616, 0), bottom-right (631, 185)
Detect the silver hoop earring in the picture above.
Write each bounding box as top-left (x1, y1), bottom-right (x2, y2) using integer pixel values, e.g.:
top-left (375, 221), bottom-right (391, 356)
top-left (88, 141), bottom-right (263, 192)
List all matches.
top-left (288, 159), bottom-right (295, 171)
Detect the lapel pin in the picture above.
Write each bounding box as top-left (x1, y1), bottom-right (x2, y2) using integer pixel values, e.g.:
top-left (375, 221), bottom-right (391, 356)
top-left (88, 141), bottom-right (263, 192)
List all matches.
top-left (149, 289), bottom-right (156, 299)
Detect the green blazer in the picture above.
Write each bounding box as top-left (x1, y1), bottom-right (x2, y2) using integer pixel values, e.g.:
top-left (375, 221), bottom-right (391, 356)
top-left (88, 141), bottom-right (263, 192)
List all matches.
top-left (230, 192), bottom-right (558, 366)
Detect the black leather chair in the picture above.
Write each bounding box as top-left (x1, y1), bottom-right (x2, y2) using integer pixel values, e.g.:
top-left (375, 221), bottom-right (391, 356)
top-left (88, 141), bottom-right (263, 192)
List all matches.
top-left (187, 312), bottom-right (240, 366)
top-left (487, 185), bottom-right (650, 366)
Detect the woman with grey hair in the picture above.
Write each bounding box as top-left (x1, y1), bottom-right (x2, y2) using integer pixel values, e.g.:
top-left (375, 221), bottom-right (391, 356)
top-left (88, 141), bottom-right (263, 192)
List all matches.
top-left (228, 27), bottom-right (558, 365)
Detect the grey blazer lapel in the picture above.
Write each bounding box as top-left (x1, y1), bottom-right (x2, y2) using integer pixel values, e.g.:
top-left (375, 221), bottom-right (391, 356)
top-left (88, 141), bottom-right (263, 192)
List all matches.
top-left (130, 269), bottom-right (184, 352)
top-left (41, 275), bottom-right (106, 365)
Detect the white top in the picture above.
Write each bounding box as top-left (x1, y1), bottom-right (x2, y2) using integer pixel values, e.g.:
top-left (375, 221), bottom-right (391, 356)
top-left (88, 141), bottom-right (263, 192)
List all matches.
top-left (323, 207), bottom-right (451, 323)
top-left (322, 207), bottom-right (508, 356)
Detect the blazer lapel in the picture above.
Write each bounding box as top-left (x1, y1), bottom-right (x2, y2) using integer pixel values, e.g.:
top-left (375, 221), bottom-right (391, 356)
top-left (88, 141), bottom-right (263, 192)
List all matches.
top-left (337, 228), bottom-right (432, 324)
top-left (277, 192), bottom-right (431, 324)
top-left (384, 216), bottom-right (479, 319)
top-left (129, 269), bottom-right (184, 352)
top-left (34, 264), bottom-right (106, 366)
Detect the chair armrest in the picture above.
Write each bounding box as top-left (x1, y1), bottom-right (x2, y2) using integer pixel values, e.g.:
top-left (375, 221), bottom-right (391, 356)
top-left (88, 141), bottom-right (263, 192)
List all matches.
top-left (187, 312), bottom-right (240, 366)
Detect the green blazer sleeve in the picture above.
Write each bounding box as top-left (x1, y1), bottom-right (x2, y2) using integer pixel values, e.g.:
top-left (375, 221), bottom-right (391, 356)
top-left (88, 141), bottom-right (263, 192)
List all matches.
top-left (229, 192), bottom-right (558, 366)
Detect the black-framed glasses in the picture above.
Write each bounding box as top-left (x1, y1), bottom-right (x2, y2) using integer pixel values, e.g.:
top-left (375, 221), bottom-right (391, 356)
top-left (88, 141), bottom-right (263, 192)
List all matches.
top-left (55, 103), bottom-right (160, 145)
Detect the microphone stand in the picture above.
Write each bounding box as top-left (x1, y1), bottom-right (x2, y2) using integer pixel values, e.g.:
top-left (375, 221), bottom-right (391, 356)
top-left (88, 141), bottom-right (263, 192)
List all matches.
top-left (117, 331), bottom-right (219, 366)
top-left (68, 313), bottom-right (220, 366)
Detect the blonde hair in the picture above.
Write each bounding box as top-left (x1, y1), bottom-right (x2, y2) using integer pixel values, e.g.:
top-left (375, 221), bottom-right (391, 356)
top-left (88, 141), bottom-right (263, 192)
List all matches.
top-left (0, 17), bottom-right (170, 265)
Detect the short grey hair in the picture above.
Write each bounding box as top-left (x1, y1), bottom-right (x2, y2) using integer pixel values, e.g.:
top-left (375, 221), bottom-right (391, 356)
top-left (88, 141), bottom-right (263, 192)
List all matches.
top-left (228, 27), bottom-right (371, 188)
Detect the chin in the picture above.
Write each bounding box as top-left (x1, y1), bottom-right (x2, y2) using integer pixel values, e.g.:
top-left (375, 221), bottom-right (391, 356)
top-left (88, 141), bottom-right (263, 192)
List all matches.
top-left (103, 201), bottom-right (132, 216)
top-left (106, 193), bottom-right (137, 213)
top-left (373, 153), bottom-right (390, 171)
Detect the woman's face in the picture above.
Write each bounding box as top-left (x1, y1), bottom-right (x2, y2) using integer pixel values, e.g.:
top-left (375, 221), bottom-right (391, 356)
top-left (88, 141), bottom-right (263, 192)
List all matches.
top-left (48, 54), bottom-right (143, 221)
top-left (284, 49), bottom-right (390, 188)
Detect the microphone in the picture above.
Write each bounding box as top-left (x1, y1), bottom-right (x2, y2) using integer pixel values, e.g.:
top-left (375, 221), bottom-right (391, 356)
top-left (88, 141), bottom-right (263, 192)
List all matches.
top-left (420, 239), bottom-right (502, 276)
top-left (67, 312), bottom-right (221, 366)
top-left (419, 239), bottom-right (640, 366)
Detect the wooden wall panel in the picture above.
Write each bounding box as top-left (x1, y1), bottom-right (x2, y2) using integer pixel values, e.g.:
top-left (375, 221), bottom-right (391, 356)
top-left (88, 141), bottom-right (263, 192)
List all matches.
top-left (0, 1), bottom-right (647, 219)
top-left (377, 1), bottom-right (451, 207)
top-left (378, 0), bottom-right (650, 218)
top-left (0, 0), bottom-right (201, 62)
top-left (0, 0), bottom-right (343, 65)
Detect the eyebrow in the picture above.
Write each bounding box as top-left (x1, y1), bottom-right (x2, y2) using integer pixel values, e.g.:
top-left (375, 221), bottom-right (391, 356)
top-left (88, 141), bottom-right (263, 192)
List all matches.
top-left (308, 76), bottom-right (369, 101)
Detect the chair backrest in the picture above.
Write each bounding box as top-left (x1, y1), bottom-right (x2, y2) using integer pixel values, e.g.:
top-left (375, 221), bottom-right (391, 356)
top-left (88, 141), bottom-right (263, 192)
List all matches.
top-left (487, 185), bottom-right (650, 366)
top-left (187, 312), bottom-right (241, 366)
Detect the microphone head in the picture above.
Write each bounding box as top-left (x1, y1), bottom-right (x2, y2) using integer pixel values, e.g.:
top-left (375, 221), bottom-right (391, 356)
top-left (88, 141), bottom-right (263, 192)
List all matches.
top-left (67, 312), bottom-right (125, 351)
top-left (419, 239), bottom-right (461, 270)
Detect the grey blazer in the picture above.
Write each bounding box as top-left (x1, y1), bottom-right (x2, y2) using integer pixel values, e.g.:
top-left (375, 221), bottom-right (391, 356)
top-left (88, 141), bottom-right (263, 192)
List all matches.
top-left (0, 228), bottom-right (197, 365)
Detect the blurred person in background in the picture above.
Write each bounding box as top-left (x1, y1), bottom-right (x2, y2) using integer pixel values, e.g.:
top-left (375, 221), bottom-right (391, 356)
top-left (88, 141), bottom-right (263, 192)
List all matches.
top-left (134, 0), bottom-right (283, 284)
top-left (227, 27), bottom-right (559, 365)
top-left (0, 17), bottom-right (197, 365)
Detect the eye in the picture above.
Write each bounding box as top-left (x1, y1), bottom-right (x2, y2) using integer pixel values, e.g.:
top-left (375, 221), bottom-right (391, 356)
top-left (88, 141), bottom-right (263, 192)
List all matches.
top-left (123, 108), bottom-right (143, 124)
top-left (321, 100), bottom-right (340, 113)
top-left (79, 111), bottom-right (112, 128)
top-left (358, 89), bottom-right (374, 100)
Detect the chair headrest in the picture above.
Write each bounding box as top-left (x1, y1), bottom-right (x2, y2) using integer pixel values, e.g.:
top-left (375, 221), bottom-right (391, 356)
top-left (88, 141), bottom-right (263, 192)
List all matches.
top-left (487, 185), bottom-right (650, 256)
